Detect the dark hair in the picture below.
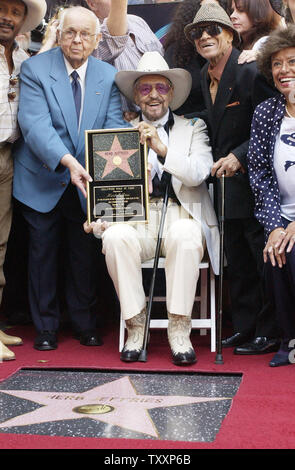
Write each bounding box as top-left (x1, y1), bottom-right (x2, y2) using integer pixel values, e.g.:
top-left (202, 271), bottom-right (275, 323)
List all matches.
top-left (256, 24), bottom-right (295, 84)
top-left (283, 3), bottom-right (294, 24)
top-left (228, 0), bottom-right (281, 49)
top-left (164, 0), bottom-right (229, 67)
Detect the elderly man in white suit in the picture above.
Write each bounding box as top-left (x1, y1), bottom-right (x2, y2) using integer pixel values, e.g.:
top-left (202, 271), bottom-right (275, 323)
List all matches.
top-left (85, 52), bottom-right (219, 365)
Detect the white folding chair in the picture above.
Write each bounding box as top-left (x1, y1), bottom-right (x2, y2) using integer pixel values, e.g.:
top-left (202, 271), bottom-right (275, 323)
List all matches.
top-left (119, 256), bottom-right (216, 352)
top-left (119, 182), bottom-right (217, 353)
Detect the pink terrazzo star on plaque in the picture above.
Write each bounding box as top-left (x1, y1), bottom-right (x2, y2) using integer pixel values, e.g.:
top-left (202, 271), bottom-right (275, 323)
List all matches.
top-left (96, 135), bottom-right (138, 178)
top-left (0, 376), bottom-right (229, 438)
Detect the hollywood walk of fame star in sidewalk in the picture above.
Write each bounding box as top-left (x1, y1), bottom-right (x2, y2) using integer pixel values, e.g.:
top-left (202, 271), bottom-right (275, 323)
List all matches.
top-left (0, 376), bottom-right (230, 438)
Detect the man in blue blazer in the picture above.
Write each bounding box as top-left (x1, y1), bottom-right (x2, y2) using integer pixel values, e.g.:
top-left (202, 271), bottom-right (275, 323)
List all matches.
top-left (12, 5), bottom-right (128, 350)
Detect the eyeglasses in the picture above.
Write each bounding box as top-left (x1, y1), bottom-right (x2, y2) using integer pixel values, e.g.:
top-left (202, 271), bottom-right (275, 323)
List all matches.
top-left (187, 24), bottom-right (223, 41)
top-left (136, 82), bottom-right (172, 96)
top-left (8, 76), bottom-right (18, 101)
top-left (62, 29), bottom-right (97, 41)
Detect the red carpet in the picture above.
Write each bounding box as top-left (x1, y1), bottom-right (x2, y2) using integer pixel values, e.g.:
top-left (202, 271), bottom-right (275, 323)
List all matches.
top-left (0, 323), bottom-right (294, 450)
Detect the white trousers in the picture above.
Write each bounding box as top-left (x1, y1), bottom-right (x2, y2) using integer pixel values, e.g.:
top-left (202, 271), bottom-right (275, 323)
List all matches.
top-left (102, 200), bottom-right (204, 320)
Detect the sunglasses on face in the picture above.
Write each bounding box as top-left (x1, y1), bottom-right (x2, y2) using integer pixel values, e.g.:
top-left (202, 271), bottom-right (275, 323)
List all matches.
top-left (7, 76), bottom-right (18, 101)
top-left (188, 24), bottom-right (223, 41)
top-left (136, 82), bottom-right (172, 96)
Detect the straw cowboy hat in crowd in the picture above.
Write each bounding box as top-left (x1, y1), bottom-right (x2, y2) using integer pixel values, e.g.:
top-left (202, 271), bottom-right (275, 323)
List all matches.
top-left (19, 0), bottom-right (47, 33)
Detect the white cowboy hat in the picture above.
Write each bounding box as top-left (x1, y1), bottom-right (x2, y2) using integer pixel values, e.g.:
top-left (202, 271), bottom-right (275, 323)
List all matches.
top-left (115, 51), bottom-right (192, 111)
top-left (19, 0), bottom-right (47, 33)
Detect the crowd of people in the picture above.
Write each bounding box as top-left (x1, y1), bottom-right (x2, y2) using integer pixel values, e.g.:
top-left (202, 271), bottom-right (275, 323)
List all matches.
top-left (0, 0), bottom-right (294, 368)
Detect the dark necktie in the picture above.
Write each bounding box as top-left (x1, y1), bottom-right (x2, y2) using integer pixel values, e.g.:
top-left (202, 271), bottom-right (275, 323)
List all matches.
top-left (71, 70), bottom-right (81, 125)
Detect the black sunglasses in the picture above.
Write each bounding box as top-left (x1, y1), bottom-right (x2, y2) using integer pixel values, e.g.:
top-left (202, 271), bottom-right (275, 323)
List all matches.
top-left (188, 24), bottom-right (223, 41)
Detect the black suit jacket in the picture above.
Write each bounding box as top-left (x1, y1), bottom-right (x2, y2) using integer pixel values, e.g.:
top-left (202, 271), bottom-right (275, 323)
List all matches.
top-left (165, 43), bottom-right (206, 115)
top-left (200, 47), bottom-right (277, 219)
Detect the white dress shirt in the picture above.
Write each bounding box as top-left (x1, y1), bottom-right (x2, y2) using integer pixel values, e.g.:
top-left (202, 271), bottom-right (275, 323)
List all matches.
top-left (143, 110), bottom-right (170, 181)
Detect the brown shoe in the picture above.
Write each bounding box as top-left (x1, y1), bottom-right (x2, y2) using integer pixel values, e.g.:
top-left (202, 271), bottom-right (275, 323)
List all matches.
top-left (0, 340), bottom-right (15, 361)
top-left (0, 329), bottom-right (23, 346)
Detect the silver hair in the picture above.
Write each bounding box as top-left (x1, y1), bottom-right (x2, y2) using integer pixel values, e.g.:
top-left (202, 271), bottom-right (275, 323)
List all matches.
top-left (57, 6), bottom-right (101, 35)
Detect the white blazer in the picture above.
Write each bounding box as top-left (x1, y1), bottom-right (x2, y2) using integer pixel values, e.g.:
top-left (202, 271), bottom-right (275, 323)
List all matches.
top-left (132, 114), bottom-right (220, 274)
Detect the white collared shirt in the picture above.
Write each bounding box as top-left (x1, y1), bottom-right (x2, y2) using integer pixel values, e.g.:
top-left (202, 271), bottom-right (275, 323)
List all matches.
top-left (0, 43), bottom-right (28, 144)
top-left (143, 110), bottom-right (169, 180)
top-left (63, 56), bottom-right (88, 129)
top-left (93, 15), bottom-right (163, 112)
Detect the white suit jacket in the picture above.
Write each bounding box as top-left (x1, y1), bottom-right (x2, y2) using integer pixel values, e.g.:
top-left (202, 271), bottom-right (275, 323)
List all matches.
top-left (132, 114), bottom-right (220, 274)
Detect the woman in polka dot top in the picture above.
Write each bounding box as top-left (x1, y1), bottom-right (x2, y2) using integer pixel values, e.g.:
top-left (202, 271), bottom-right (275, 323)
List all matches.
top-left (247, 25), bottom-right (295, 367)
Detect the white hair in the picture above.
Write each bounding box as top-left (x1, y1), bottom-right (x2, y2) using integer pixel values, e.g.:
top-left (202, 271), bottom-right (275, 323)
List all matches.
top-left (57, 6), bottom-right (101, 35)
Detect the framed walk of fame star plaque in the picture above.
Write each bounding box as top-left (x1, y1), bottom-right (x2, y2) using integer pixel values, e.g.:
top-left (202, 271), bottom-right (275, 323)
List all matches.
top-left (85, 128), bottom-right (149, 224)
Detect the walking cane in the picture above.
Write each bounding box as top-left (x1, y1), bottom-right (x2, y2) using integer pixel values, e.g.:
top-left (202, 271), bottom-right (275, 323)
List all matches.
top-left (138, 173), bottom-right (172, 362)
top-left (215, 173), bottom-right (225, 365)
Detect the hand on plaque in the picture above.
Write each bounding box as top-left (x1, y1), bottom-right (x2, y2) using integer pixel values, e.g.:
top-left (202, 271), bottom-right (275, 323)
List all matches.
top-left (61, 154), bottom-right (92, 198)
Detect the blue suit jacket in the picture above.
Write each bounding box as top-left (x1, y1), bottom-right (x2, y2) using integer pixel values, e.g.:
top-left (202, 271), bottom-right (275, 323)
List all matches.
top-left (13, 47), bottom-right (129, 213)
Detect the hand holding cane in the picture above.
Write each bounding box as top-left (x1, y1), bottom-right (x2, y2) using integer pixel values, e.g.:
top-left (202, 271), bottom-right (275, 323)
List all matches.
top-left (215, 173), bottom-right (225, 364)
top-left (138, 172), bottom-right (172, 362)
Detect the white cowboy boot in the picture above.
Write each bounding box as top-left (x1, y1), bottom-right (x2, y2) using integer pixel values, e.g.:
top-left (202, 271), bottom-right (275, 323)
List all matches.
top-left (0, 329), bottom-right (23, 346)
top-left (120, 309), bottom-right (146, 362)
top-left (0, 339), bottom-right (15, 361)
top-left (167, 313), bottom-right (197, 365)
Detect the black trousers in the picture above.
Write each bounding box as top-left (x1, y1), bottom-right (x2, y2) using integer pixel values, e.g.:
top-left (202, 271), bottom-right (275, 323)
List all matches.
top-left (224, 217), bottom-right (278, 338)
top-left (264, 218), bottom-right (295, 342)
top-left (19, 184), bottom-right (99, 334)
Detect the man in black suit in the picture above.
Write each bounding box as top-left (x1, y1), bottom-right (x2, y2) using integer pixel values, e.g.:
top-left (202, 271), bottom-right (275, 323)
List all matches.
top-left (184, 1), bottom-right (279, 355)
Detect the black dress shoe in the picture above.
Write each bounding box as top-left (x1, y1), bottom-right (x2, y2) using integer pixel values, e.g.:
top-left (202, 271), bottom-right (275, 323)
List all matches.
top-left (234, 336), bottom-right (280, 355)
top-left (222, 332), bottom-right (252, 348)
top-left (171, 349), bottom-right (197, 366)
top-left (34, 331), bottom-right (57, 351)
top-left (120, 346), bottom-right (141, 362)
top-left (77, 330), bottom-right (103, 346)
top-left (269, 351), bottom-right (291, 367)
